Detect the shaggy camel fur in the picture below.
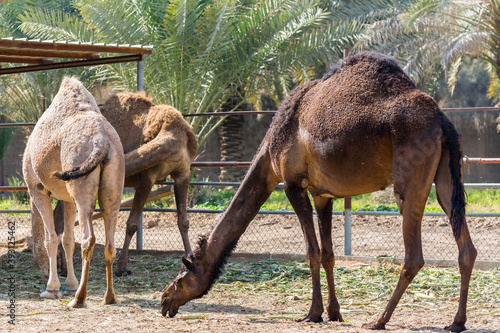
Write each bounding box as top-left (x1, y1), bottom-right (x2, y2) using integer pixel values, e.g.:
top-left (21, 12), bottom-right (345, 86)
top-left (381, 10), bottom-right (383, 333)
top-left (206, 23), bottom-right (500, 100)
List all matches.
top-left (100, 92), bottom-right (197, 276)
top-left (23, 77), bottom-right (124, 307)
top-left (161, 52), bottom-right (477, 332)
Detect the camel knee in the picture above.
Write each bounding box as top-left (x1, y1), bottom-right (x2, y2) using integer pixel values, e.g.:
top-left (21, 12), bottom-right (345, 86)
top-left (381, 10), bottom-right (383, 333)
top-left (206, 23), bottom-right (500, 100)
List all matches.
top-left (104, 244), bottom-right (116, 262)
top-left (62, 234), bottom-right (75, 251)
top-left (306, 246), bottom-right (321, 264)
top-left (126, 224), bottom-right (138, 236)
top-left (178, 218), bottom-right (189, 233)
top-left (458, 244), bottom-right (477, 275)
top-left (321, 255), bottom-right (334, 269)
top-left (402, 259), bottom-right (424, 281)
top-left (125, 217), bottom-right (139, 236)
top-left (44, 233), bottom-right (59, 253)
top-left (81, 235), bottom-right (96, 253)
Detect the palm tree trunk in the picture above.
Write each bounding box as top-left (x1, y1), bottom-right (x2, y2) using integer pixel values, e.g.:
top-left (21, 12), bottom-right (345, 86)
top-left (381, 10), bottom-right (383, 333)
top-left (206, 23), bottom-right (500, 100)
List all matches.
top-left (219, 86), bottom-right (250, 182)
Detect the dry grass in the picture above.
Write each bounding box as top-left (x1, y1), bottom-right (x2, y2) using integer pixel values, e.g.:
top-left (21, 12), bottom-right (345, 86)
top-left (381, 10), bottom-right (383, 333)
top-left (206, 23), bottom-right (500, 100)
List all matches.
top-left (0, 248), bottom-right (498, 332)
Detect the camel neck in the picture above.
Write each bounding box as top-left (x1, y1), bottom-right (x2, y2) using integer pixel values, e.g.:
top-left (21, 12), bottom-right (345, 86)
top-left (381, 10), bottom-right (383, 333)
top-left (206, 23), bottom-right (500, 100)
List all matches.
top-left (205, 146), bottom-right (280, 262)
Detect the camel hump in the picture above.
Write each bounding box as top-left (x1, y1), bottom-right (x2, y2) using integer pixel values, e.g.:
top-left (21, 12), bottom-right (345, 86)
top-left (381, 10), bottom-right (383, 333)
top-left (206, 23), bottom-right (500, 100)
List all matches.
top-left (101, 91), bottom-right (154, 118)
top-left (54, 76), bottom-right (101, 115)
top-left (322, 51), bottom-right (416, 97)
top-left (54, 132), bottom-right (111, 181)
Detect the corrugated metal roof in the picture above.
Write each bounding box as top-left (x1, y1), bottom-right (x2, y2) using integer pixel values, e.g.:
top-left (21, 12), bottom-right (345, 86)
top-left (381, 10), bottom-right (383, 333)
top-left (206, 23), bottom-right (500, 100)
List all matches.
top-left (0, 37), bottom-right (153, 75)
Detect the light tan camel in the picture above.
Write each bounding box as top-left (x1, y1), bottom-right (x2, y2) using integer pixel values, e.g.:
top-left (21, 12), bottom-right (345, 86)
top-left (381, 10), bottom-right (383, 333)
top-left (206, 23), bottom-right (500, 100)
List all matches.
top-left (34, 92), bottom-right (197, 279)
top-left (23, 77), bottom-right (124, 307)
top-left (161, 52), bottom-right (477, 332)
top-left (99, 92), bottom-right (198, 276)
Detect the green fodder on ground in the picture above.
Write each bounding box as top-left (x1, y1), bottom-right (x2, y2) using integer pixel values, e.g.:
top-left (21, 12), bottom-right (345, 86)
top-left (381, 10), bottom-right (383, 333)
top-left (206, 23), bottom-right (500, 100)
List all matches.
top-left (0, 249), bottom-right (498, 332)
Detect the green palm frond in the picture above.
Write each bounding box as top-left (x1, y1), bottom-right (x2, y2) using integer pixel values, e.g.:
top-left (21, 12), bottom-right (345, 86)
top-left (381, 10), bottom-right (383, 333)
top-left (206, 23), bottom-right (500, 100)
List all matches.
top-left (19, 8), bottom-right (93, 41)
top-left (74, 0), bottom-right (151, 44)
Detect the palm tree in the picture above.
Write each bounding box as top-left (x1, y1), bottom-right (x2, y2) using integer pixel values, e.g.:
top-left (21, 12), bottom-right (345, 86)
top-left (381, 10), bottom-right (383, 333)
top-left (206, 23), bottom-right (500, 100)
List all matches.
top-left (354, 0), bottom-right (498, 97)
top-left (15, 0), bottom-right (364, 179)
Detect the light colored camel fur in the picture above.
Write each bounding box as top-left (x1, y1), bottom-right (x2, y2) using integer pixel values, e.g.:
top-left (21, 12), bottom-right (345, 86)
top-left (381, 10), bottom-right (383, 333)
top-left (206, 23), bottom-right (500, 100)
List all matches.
top-left (99, 92), bottom-right (197, 276)
top-left (23, 77), bottom-right (124, 307)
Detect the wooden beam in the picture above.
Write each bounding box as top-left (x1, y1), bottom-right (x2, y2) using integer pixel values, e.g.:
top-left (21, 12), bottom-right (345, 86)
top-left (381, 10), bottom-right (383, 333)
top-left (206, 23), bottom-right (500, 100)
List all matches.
top-left (0, 38), bottom-right (153, 55)
top-left (0, 54), bottom-right (142, 75)
top-left (0, 47), bottom-right (100, 59)
top-left (0, 56), bottom-right (53, 65)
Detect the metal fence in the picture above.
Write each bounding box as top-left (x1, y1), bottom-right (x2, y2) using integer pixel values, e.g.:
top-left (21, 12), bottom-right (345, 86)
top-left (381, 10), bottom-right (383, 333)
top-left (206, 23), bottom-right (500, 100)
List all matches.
top-left (0, 108), bottom-right (499, 264)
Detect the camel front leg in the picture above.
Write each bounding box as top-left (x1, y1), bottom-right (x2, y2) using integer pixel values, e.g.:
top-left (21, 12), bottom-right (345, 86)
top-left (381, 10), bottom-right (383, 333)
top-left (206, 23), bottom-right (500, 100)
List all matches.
top-left (172, 169), bottom-right (191, 254)
top-left (284, 182), bottom-right (323, 323)
top-left (116, 175), bottom-right (153, 276)
top-left (314, 196), bottom-right (343, 322)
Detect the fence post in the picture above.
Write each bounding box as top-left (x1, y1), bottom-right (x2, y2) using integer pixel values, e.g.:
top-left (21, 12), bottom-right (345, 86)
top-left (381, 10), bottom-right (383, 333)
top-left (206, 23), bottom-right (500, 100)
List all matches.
top-left (136, 213), bottom-right (143, 250)
top-left (344, 196), bottom-right (352, 255)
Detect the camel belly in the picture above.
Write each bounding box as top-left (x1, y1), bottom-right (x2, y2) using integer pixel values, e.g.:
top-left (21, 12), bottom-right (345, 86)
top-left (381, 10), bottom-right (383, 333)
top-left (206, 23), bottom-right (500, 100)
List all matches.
top-left (282, 129), bottom-right (393, 198)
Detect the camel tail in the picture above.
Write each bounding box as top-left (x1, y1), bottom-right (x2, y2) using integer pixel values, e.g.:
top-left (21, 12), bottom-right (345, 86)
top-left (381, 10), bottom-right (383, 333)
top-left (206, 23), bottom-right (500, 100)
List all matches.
top-left (440, 115), bottom-right (466, 240)
top-left (54, 136), bottom-right (110, 181)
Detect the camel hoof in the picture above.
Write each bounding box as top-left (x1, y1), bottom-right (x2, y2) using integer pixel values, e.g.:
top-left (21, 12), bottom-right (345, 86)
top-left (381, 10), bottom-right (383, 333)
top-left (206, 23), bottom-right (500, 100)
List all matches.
top-left (115, 269), bottom-right (133, 277)
top-left (68, 298), bottom-right (87, 308)
top-left (39, 290), bottom-right (62, 299)
top-left (60, 285), bottom-right (78, 296)
top-left (444, 323), bottom-right (467, 332)
top-left (361, 321), bottom-right (386, 330)
top-left (328, 313), bottom-right (344, 322)
top-left (103, 294), bottom-right (119, 305)
top-left (298, 315), bottom-right (323, 323)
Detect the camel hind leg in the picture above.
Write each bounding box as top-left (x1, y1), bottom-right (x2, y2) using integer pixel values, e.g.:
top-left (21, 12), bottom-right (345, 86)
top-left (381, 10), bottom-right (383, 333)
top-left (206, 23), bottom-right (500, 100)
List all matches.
top-left (363, 143), bottom-right (439, 330)
top-left (61, 201), bottom-right (79, 293)
top-left (30, 193), bottom-right (62, 299)
top-left (98, 161), bottom-right (123, 305)
top-left (67, 173), bottom-right (100, 308)
top-left (434, 147), bottom-right (476, 332)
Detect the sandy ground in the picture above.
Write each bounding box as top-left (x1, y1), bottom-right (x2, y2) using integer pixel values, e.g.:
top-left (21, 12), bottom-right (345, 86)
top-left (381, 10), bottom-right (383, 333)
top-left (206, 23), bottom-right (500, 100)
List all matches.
top-left (0, 251), bottom-right (499, 333)
top-left (0, 212), bottom-right (498, 333)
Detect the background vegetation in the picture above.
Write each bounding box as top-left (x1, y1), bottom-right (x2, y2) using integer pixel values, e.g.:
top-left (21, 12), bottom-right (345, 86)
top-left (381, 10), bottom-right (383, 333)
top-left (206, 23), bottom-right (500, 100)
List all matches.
top-left (1, 0), bottom-right (499, 211)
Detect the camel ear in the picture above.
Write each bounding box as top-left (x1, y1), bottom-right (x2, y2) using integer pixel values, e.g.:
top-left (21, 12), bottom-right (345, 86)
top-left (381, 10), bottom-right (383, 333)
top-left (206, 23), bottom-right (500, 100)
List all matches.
top-left (181, 256), bottom-right (194, 271)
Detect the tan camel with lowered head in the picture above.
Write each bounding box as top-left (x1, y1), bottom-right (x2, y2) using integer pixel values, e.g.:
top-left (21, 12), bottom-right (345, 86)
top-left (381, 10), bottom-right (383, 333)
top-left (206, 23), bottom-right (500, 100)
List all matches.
top-left (161, 52), bottom-right (476, 332)
top-left (23, 77), bottom-right (124, 307)
top-left (100, 92), bottom-right (197, 276)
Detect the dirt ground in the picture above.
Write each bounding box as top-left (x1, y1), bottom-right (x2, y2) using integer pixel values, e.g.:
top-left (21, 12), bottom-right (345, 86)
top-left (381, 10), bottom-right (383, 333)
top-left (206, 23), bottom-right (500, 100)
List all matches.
top-left (0, 250), bottom-right (499, 333)
top-left (0, 212), bottom-right (499, 333)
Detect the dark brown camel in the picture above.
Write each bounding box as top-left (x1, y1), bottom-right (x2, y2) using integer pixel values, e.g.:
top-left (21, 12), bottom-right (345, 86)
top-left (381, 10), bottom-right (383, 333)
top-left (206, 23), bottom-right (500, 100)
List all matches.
top-left (160, 52), bottom-right (477, 332)
top-left (100, 92), bottom-right (198, 276)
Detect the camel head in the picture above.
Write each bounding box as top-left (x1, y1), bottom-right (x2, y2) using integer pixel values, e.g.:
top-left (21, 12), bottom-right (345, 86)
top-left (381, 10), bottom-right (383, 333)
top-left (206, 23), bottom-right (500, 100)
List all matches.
top-left (161, 255), bottom-right (210, 317)
top-left (161, 232), bottom-right (239, 317)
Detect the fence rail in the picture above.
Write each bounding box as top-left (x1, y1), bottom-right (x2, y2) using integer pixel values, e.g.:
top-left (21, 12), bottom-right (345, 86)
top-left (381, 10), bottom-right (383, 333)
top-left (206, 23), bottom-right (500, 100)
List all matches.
top-left (0, 106), bottom-right (499, 264)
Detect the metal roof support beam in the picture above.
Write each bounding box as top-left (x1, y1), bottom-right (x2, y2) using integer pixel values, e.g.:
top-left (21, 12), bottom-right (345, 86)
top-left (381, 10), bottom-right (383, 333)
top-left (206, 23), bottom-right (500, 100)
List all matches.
top-left (0, 54), bottom-right (142, 75)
